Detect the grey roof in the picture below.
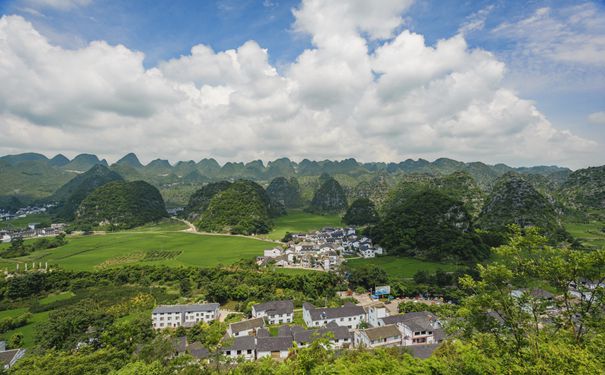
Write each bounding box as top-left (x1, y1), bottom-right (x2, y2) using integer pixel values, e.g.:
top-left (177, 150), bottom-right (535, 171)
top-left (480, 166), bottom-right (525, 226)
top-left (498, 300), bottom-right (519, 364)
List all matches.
top-left (278, 325), bottom-right (292, 337)
top-left (256, 336), bottom-right (294, 352)
top-left (153, 303), bottom-right (220, 314)
top-left (229, 317), bottom-right (264, 333)
top-left (304, 302), bottom-right (365, 321)
top-left (0, 349), bottom-right (23, 366)
top-left (253, 300), bottom-right (294, 316)
top-left (362, 325), bottom-right (401, 341)
top-left (222, 336), bottom-right (256, 352)
top-left (187, 342), bottom-right (209, 359)
top-left (383, 312), bottom-right (438, 331)
top-left (433, 328), bottom-right (446, 342)
top-left (256, 328), bottom-right (270, 337)
top-left (528, 288), bottom-right (555, 300)
top-left (293, 325), bottom-right (351, 344)
top-left (405, 344), bottom-right (440, 359)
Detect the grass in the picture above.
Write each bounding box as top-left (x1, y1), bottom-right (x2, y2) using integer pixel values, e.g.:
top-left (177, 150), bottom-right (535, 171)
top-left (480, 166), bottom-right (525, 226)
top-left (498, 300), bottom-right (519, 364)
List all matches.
top-left (126, 218), bottom-right (189, 232)
top-left (0, 309), bottom-right (50, 348)
top-left (0, 213), bottom-right (52, 230)
top-left (346, 255), bottom-right (460, 280)
top-left (264, 209), bottom-right (343, 240)
top-left (39, 291), bottom-right (75, 305)
top-left (564, 220), bottom-right (605, 249)
top-left (1, 231), bottom-right (274, 272)
top-left (272, 268), bottom-right (320, 276)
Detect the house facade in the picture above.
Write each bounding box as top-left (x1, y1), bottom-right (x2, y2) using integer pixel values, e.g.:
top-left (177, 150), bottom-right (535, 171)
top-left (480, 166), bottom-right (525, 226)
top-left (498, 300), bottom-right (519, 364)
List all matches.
top-left (303, 302), bottom-right (366, 329)
top-left (227, 317), bottom-right (265, 337)
top-left (355, 325), bottom-right (403, 348)
top-left (252, 300), bottom-right (294, 325)
top-left (152, 303), bottom-right (220, 329)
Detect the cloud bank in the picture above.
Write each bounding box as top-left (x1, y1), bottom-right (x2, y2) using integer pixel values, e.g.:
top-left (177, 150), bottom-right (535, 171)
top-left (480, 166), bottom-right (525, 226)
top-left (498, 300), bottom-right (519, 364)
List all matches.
top-left (0, 0), bottom-right (599, 167)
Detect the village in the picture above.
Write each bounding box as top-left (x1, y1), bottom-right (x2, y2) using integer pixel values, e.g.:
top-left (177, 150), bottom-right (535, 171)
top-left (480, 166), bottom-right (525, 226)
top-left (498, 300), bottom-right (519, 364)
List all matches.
top-left (256, 227), bottom-right (384, 272)
top-left (150, 297), bottom-right (444, 362)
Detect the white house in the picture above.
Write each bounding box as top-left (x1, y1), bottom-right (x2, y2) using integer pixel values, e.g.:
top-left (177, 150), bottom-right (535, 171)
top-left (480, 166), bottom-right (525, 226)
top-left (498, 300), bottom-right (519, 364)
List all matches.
top-left (1, 235), bottom-right (10, 244)
top-left (227, 317), bottom-right (265, 337)
top-left (252, 300), bottom-right (294, 325)
top-left (303, 302), bottom-right (366, 329)
top-left (222, 336), bottom-right (256, 361)
top-left (366, 302), bottom-right (389, 327)
top-left (355, 324), bottom-right (403, 348)
top-left (255, 337), bottom-right (293, 360)
top-left (379, 312), bottom-right (440, 346)
top-left (292, 322), bottom-right (352, 349)
top-left (264, 248), bottom-right (282, 257)
top-left (152, 303), bottom-right (220, 329)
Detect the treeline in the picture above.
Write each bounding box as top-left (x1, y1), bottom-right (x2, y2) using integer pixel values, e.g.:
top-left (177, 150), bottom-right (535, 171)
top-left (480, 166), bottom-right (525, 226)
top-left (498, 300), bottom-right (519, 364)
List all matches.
top-left (0, 234), bottom-right (67, 258)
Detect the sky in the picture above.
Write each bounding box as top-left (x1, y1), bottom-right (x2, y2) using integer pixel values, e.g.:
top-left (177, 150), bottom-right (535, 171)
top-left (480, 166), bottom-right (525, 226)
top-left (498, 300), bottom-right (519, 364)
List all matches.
top-left (0, 0), bottom-right (603, 169)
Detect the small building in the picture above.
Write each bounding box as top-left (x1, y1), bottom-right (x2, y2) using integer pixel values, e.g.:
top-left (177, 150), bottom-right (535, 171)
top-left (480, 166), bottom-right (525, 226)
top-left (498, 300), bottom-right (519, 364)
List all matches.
top-left (0, 341), bottom-right (25, 370)
top-left (151, 303), bottom-right (220, 329)
top-left (379, 312), bottom-right (440, 346)
top-left (264, 248), bottom-right (282, 257)
top-left (366, 302), bottom-right (389, 327)
top-left (303, 302), bottom-right (366, 329)
top-left (1, 234), bottom-right (10, 244)
top-left (292, 322), bottom-right (352, 349)
top-left (355, 324), bottom-right (403, 348)
top-left (255, 336), bottom-right (293, 360)
top-left (222, 336), bottom-right (256, 361)
top-left (187, 341), bottom-right (209, 361)
top-left (252, 300), bottom-right (294, 325)
top-left (227, 317), bottom-right (265, 337)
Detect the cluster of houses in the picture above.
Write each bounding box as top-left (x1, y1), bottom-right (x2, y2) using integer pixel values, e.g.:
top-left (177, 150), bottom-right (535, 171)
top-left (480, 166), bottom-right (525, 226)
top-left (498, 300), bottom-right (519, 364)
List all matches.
top-left (256, 227), bottom-right (384, 271)
top-left (1, 223), bottom-right (66, 243)
top-left (151, 299), bottom-right (444, 362)
top-left (0, 204), bottom-right (54, 221)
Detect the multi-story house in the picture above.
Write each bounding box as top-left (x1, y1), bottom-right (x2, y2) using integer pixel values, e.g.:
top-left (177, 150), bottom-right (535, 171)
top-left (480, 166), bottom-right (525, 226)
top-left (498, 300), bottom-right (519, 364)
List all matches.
top-left (303, 302), bottom-right (366, 329)
top-left (252, 300), bottom-right (294, 324)
top-left (152, 303), bottom-right (220, 329)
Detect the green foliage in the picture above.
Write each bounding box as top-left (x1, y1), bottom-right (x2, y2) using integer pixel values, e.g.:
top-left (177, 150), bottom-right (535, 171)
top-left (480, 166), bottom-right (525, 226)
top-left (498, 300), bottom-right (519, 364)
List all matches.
top-left (0, 233), bottom-right (67, 258)
top-left (76, 180), bottom-right (167, 230)
top-left (346, 265), bottom-right (388, 289)
top-left (183, 181), bottom-right (232, 219)
top-left (308, 176), bottom-right (348, 214)
top-left (343, 198), bottom-right (379, 226)
top-left (52, 164), bottom-right (124, 221)
top-left (196, 180), bottom-right (275, 235)
top-left (558, 166), bottom-right (605, 210)
top-left (0, 313), bottom-right (31, 334)
top-left (11, 347), bottom-right (129, 375)
top-left (371, 189), bottom-right (489, 262)
top-left (266, 177), bottom-right (302, 209)
top-left (477, 173), bottom-right (565, 240)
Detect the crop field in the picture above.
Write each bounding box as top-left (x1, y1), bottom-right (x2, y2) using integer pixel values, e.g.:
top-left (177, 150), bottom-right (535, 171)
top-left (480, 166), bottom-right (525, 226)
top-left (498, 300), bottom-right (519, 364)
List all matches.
top-left (564, 220), bottom-right (605, 249)
top-left (346, 255), bottom-right (460, 280)
top-left (1, 231), bottom-right (274, 272)
top-left (264, 209), bottom-right (343, 240)
top-left (0, 213), bottom-right (52, 230)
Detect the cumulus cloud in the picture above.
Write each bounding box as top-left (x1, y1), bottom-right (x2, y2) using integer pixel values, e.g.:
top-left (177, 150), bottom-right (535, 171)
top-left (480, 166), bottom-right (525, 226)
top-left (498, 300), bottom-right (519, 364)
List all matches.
top-left (0, 1), bottom-right (600, 168)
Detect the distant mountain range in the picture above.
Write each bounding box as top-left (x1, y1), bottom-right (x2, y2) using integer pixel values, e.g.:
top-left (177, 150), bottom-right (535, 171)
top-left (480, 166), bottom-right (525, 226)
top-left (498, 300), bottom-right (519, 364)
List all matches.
top-left (1, 152), bottom-right (601, 213)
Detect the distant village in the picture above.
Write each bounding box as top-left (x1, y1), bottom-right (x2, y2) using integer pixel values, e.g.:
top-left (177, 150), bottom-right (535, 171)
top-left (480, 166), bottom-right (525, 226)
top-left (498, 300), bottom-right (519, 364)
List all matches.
top-left (0, 204), bottom-right (66, 244)
top-left (256, 227), bottom-right (383, 272)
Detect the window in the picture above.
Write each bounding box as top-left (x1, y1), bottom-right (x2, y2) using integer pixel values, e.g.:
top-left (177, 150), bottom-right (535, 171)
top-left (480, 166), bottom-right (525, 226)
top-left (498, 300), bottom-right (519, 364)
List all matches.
top-left (237, 350), bottom-right (241, 355)
top-left (247, 350), bottom-right (252, 354)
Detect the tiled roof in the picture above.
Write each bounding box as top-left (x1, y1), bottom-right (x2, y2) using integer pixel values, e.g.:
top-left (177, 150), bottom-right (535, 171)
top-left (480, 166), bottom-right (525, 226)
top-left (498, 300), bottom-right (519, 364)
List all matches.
top-left (293, 325), bottom-right (351, 343)
top-left (187, 341), bottom-right (209, 359)
top-left (405, 344), bottom-right (440, 359)
top-left (256, 337), bottom-right (294, 352)
top-left (0, 349), bottom-right (23, 365)
top-left (229, 317), bottom-right (264, 333)
top-left (362, 325), bottom-right (401, 341)
top-left (152, 303), bottom-right (220, 314)
top-left (222, 336), bottom-right (256, 352)
top-left (253, 300), bottom-right (294, 315)
top-left (304, 302), bottom-right (365, 321)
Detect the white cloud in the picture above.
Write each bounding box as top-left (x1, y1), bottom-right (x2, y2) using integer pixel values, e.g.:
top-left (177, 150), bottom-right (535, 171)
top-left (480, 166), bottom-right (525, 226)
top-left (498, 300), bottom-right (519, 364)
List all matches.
top-left (588, 111), bottom-right (605, 125)
top-left (20, 0), bottom-right (91, 11)
top-left (458, 4), bottom-right (495, 34)
top-left (0, 1), bottom-right (600, 169)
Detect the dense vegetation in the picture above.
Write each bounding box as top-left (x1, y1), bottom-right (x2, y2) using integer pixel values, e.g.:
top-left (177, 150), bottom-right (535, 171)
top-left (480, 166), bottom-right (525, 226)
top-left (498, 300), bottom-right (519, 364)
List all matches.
top-left (370, 190), bottom-right (489, 262)
top-left (75, 181), bottom-right (167, 230)
top-left (477, 173), bottom-right (565, 240)
top-left (196, 180), bottom-right (277, 235)
top-left (0, 234), bottom-right (67, 258)
top-left (308, 176), bottom-right (348, 214)
top-left (183, 181), bottom-right (232, 220)
top-left (342, 198), bottom-right (379, 226)
top-left (51, 165), bottom-right (124, 221)
top-left (266, 177), bottom-right (302, 209)
top-left (558, 166), bottom-right (605, 210)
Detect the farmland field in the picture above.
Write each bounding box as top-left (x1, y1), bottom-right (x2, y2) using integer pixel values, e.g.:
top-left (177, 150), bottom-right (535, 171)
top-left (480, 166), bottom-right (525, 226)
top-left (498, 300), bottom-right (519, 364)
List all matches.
top-left (346, 255), bottom-right (460, 280)
top-left (564, 219), bottom-right (605, 249)
top-left (1, 231), bottom-right (274, 272)
top-left (264, 209), bottom-right (343, 240)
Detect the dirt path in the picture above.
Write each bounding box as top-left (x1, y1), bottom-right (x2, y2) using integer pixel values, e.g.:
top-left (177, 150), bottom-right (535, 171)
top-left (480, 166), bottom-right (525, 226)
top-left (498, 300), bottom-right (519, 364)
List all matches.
top-left (176, 218), bottom-right (280, 244)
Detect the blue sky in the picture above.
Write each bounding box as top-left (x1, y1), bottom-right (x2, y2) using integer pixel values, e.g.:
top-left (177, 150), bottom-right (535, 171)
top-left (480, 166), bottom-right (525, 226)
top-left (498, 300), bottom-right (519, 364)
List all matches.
top-left (0, 0), bottom-right (603, 167)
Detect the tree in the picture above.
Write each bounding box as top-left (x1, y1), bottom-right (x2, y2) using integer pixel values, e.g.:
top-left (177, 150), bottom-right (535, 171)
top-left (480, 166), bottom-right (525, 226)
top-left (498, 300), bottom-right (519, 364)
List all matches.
top-left (9, 333), bottom-right (23, 348)
top-left (343, 198), bottom-right (379, 226)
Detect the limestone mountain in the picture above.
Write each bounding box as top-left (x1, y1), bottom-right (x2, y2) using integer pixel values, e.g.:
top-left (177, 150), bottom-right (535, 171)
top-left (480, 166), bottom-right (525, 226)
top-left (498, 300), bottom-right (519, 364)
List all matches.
top-left (115, 153), bottom-right (143, 169)
top-left (183, 181), bottom-right (232, 220)
top-left (343, 198), bottom-right (379, 226)
top-left (52, 164), bottom-right (124, 221)
top-left (308, 176), bottom-right (348, 214)
top-left (196, 180), bottom-right (275, 235)
top-left (371, 189), bottom-right (488, 262)
top-left (558, 166), bottom-right (605, 211)
top-left (76, 180), bottom-right (167, 230)
top-left (49, 154), bottom-right (70, 167)
top-left (477, 173), bottom-right (563, 237)
top-left (63, 154), bottom-right (108, 172)
top-left (266, 177), bottom-right (302, 209)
